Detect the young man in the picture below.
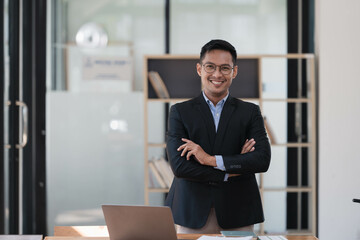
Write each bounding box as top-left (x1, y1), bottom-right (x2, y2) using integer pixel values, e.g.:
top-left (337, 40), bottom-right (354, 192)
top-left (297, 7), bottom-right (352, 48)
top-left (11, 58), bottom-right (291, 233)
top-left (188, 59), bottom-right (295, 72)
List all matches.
top-left (165, 39), bottom-right (271, 234)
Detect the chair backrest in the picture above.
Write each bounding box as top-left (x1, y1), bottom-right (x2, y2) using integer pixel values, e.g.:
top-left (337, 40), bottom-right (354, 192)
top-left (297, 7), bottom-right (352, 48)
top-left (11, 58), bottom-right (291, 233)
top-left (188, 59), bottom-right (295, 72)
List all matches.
top-left (53, 226), bottom-right (108, 237)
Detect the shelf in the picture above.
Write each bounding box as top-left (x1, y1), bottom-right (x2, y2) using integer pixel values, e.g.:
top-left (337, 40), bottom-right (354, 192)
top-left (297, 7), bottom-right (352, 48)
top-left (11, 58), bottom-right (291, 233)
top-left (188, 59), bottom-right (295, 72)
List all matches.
top-left (147, 187), bottom-right (313, 194)
top-left (145, 53), bottom-right (315, 59)
top-left (147, 98), bottom-right (312, 103)
top-left (262, 98), bottom-right (312, 103)
top-left (148, 143), bottom-right (167, 148)
top-left (147, 98), bottom-right (190, 103)
top-left (272, 143), bottom-right (312, 147)
top-left (144, 54), bottom-right (317, 236)
top-left (148, 143), bottom-right (313, 148)
top-left (148, 188), bottom-right (170, 193)
top-left (147, 98), bottom-right (261, 103)
top-left (262, 187), bottom-right (313, 192)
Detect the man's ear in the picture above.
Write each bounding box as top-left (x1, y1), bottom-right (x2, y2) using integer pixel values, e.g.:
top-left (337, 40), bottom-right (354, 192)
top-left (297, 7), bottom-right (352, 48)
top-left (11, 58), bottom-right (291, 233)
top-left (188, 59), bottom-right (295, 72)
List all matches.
top-left (196, 63), bottom-right (202, 76)
top-left (232, 65), bottom-right (238, 79)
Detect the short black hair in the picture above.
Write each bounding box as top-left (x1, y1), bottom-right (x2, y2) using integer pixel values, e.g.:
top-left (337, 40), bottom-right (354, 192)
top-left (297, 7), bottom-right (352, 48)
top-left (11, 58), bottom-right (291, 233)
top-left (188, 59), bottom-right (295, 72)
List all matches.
top-left (200, 39), bottom-right (237, 65)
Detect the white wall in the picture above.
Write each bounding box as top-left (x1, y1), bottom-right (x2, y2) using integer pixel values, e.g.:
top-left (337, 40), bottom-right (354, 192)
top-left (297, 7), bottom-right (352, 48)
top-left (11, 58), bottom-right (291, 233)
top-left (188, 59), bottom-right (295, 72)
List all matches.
top-left (316, 0), bottom-right (360, 239)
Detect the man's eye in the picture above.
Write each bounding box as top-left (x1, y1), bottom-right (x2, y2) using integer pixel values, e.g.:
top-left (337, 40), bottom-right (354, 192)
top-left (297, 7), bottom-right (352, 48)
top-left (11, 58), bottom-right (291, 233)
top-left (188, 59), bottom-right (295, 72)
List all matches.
top-left (221, 66), bottom-right (231, 71)
top-left (206, 65), bottom-right (215, 70)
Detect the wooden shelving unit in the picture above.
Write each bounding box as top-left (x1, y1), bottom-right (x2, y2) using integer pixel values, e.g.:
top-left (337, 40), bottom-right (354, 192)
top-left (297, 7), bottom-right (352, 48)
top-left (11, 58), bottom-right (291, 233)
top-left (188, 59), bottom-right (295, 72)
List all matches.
top-left (143, 54), bottom-right (316, 235)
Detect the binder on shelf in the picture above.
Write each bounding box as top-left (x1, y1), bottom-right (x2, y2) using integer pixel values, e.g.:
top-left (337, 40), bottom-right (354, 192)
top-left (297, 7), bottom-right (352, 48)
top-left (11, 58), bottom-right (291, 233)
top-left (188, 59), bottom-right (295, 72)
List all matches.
top-left (148, 160), bottom-right (167, 188)
top-left (264, 116), bottom-right (277, 144)
top-left (153, 157), bottom-right (174, 188)
top-left (148, 71), bottom-right (170, 99)
top-left (148, 168), bottom-right (155, 188)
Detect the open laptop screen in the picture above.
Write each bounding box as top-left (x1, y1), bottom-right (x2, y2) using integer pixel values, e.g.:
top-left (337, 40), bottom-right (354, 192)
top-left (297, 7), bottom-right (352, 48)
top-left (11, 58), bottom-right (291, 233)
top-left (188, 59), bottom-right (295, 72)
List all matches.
top-left (102, 205), bottom-right (178, 240)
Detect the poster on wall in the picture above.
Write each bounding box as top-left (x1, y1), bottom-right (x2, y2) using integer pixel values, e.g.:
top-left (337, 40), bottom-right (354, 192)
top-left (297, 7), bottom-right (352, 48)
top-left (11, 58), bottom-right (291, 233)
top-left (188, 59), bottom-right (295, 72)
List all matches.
top-left (67, 45), bottom-right (133, 92)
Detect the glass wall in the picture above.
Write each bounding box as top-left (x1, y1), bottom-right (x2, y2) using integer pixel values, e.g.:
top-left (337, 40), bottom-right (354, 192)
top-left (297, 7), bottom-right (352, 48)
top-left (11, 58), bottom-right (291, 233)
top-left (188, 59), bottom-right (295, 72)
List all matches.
top-left (170, 0), bottom-right (286, 54)
top-left (47, 0), bottom-right (165, 234)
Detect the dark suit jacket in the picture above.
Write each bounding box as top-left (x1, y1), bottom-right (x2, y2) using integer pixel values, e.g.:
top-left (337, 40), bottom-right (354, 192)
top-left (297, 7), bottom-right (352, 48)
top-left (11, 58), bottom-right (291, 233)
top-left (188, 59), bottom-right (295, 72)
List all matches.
top-left (165, 94), bottom-right (271, 229)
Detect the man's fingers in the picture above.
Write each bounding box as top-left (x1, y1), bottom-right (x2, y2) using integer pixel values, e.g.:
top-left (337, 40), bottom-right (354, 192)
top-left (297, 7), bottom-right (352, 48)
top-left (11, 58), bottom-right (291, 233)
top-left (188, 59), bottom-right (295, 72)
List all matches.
top-left (246, 140), bottom-right (255, 150)
top-left (241, 138), bottom-right (256, 154)
top-left (241, 139), bottom-right (250, 154)
top-left (178, 142), bottom-right (192, 154)
top-left (242, 139), bottom-right (252, 148)
top-left (181, 147), bottom-right (188, 157)
top-left (178, 139), bottom-right (202, 161)
top-left (245, 141), bottom-right (255, 152)
top-left (177, 143), bottom-right (186, 151)
top-left (186, 150), bottom-right (194, 160)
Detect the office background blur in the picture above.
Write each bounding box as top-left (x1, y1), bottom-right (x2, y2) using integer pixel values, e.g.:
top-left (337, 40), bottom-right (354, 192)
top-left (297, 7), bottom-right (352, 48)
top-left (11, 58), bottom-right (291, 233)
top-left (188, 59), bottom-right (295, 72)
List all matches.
top-left (1, 0), bottom-right (360, 240)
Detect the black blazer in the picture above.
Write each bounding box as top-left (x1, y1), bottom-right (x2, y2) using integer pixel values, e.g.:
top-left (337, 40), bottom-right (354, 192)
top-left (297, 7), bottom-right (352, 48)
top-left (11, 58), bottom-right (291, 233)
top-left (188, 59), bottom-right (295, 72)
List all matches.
top-left (165, 94), bottom-right (271, 229)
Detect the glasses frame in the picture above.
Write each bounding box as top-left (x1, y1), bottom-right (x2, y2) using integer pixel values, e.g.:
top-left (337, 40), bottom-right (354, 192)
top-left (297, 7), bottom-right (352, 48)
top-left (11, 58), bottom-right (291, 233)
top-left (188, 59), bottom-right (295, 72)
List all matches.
top-left (202, 63), bottom-right (234, 75)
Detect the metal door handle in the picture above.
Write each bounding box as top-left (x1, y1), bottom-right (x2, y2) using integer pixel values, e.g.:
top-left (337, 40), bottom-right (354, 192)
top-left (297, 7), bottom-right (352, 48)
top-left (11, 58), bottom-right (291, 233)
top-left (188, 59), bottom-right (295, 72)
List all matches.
top-left (16, 101), bottom-right (28, 149)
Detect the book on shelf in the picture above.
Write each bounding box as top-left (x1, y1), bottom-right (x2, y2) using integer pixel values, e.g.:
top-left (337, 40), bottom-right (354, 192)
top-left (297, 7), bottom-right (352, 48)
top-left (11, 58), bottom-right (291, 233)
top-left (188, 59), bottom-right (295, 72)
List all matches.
top-left (148, 71), bottom-right (170, 99)
top-left (148, 160), bottom-right (167, 188)
top-left (160, 157), bottom-right (174, 187)
top-left (153, 157), bottom-right (174, 188)
top-left (148, 167), bottom-right (155, 188)
top-left (264, 116), bottom-right (277, 144)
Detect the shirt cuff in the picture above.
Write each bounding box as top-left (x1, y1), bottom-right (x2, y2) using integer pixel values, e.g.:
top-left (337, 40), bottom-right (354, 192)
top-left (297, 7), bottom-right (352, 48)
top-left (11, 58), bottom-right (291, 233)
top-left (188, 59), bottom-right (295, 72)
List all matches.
top-left (214, 155), bottom-right (226, 171)
top-left (214, 156), bottom-right (228, 181)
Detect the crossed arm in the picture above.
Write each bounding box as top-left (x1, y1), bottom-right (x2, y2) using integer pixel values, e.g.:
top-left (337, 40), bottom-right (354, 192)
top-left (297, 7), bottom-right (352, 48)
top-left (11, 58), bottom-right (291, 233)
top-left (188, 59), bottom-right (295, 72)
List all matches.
top-left (177, 138), bottom-right (256, 177)
top-left (166, 104), bottom-right (270, 182)
top-left (177, 138), bottom-right (256, 167)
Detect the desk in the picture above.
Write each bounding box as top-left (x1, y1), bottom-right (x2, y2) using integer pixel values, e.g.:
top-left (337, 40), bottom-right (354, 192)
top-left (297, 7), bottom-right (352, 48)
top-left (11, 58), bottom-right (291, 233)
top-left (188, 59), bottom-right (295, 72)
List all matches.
top-left (178, 235), bottom-right (318, 240)
top-left (52, 226), bottom-right (318, 240)
top-left (0, 236), bottom-right (42, 240)
top-left (45, 235), bottom-right (318, 240)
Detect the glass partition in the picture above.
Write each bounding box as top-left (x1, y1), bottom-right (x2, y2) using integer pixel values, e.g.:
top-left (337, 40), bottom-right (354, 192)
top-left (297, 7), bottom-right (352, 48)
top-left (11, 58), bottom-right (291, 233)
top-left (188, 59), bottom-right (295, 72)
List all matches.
top-left (47, 0), bottom-right (165, 234)
top-left (170, 0), bottom-right (287, 54)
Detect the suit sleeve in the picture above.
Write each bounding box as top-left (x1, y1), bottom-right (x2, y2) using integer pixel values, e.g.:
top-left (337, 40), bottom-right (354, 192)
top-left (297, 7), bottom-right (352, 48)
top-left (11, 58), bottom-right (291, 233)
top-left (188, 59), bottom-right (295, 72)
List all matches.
top-left (166, 104), bottom-right (226, 182)
top-left (223, 105), bottom-right (271, 174)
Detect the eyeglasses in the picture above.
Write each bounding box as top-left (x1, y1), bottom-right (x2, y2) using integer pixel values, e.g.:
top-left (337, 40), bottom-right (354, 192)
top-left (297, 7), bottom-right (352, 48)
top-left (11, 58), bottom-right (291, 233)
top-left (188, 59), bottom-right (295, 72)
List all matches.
top-left (202, 63), bottom-right (234, 75)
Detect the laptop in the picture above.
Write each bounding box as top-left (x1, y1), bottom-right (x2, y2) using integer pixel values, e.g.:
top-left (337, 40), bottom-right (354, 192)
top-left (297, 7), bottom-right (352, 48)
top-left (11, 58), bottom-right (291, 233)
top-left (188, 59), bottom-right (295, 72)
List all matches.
top-left (102, 205), bottom-right (179, 240)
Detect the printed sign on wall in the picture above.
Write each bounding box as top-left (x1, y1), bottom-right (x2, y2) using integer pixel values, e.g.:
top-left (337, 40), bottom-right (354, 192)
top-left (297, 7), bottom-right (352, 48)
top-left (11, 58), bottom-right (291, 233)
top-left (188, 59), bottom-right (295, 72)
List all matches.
top-left (82, 56), bottom-right (132, 81)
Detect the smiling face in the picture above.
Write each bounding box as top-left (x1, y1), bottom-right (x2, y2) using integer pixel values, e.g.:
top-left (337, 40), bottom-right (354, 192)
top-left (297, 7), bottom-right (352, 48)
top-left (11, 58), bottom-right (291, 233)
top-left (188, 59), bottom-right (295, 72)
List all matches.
top-left (196, 49), bottom-right (238, 105)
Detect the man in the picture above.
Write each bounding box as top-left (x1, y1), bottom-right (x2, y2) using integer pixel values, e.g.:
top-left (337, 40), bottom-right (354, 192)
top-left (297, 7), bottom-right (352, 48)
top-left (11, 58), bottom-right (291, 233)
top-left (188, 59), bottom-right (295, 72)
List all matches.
top-left (165, 39), bottom-right (271, 234)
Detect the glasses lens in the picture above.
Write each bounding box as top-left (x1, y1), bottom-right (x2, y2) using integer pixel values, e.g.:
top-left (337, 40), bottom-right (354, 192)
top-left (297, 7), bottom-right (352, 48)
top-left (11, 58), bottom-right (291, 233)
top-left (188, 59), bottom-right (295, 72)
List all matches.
top-left (220, 66), bottom-right (232, 74)
top-left (204, 64), bottom-right (216, 73)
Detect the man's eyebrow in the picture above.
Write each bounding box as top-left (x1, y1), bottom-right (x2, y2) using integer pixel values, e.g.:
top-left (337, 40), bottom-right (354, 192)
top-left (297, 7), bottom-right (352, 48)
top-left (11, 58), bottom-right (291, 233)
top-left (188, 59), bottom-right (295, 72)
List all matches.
top-left (203, 61), bottom-right (232, 66)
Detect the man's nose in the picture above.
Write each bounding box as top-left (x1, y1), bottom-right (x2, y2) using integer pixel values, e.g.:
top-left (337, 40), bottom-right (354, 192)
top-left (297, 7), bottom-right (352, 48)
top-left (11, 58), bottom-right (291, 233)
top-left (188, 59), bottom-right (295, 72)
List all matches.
top-left (213, 66), bottom-right (223, 76)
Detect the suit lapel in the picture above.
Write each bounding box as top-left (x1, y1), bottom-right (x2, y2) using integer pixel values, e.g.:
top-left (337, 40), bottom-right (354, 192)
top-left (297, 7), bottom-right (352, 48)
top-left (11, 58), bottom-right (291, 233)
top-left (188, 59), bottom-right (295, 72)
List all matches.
top-left (194, 95), bottom-right (216, 151)
top-left (214, 96), bottom-right (236, 153)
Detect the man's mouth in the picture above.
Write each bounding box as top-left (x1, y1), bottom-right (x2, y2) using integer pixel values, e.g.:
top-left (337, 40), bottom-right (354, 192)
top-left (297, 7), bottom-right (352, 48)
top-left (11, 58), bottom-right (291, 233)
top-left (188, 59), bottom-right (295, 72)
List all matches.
top-left (209, 80), bottom-right (225, 85)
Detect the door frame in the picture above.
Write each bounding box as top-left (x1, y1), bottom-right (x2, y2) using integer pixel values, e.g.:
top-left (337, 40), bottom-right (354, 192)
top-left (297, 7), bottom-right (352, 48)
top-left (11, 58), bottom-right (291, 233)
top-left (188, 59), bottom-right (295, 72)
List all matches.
top-left (1, 0), bottom-right (47, 234)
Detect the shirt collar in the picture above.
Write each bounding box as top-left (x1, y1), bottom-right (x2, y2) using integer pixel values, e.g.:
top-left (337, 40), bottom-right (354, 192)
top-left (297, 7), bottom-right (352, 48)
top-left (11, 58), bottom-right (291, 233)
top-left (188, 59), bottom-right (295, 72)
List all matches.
top-left (202, 91), bottom-right (229, 107)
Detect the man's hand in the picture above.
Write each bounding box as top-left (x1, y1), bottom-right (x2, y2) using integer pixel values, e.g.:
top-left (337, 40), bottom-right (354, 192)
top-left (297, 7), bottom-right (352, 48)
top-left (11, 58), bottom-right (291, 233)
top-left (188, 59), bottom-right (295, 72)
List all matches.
top-left (177, 138), bottom-right (216, 167)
